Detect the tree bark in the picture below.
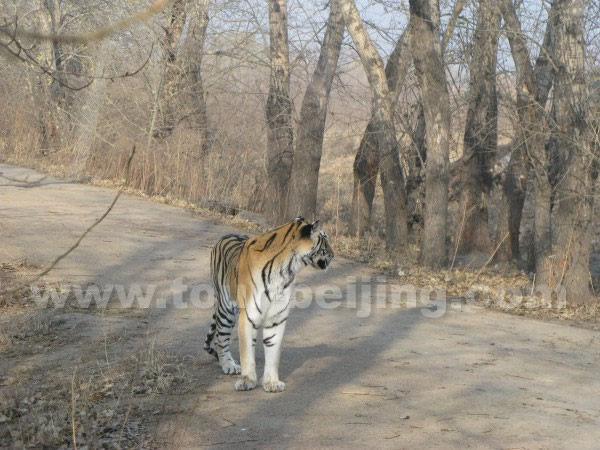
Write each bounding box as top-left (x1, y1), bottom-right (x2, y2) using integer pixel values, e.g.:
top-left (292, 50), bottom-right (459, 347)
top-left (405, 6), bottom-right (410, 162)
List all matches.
top-left (340, 0), bottom-right (408, 254)
top-left (456, 0), bottom-right (500, 255)
top-left (496, 0), bottom-right (556, 263)
top-left (409, 0), bottom-right (451, 268)
top-left (181, 0), bottom-right (211, 195)
top-left (406, 1), bottom-right (462, 234)
top-left (72, 44), bottom-right (109, 174)
top-left (406, 105), bottom-right (427, 231)
top-left (45, 0), bottom-right (69, 103)
top-left (350, 119), bottom-right (381, 236)
top-left (286, 0), bottom-right (344, 221)
top-left (265, 0), bottom-right (294, 225)
top-left (349, 30), bottom-right (411, 236)
top-left (35, 0), bottom-right (61, 153)
top-left (348, 0), bottom-right (464, 238)
top-left (550, 0), bottom-right (593, 305)
top-left (530, 22), bottom-right (558, 281)
top-left (153, 0), bottom-right (188, 139)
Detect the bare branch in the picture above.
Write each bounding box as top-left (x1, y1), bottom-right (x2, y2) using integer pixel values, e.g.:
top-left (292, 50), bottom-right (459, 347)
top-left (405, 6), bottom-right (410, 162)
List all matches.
top-left (442, 0), bottom-right (466, 52)
top-left (0, 0), bottom-right (171, 44)
top-left (0, 146), bottom-right (137, 297)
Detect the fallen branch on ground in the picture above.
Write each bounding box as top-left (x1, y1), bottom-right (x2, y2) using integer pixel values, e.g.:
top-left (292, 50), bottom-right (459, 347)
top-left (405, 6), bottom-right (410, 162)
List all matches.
top-left (0, 146), bottom-right (136, 297)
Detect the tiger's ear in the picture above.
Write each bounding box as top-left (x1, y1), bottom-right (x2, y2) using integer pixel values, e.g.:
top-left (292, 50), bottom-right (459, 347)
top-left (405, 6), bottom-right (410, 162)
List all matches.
top-left (300, 223), bottom-right (313, 238)
top-left (300, 220), bottom-right (321, 238)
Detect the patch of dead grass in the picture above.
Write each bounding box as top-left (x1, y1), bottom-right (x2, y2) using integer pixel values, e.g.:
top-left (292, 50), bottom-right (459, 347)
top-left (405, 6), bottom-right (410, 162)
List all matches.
top-left (0, 332), bottom-right (188, 448)
top-left (0, 259), bottom-right (37, 308)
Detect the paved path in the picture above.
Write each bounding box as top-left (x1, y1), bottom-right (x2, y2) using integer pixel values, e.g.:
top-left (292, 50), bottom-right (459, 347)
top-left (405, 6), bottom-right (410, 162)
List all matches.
top-left (1, 163), bottom-right (599, 449)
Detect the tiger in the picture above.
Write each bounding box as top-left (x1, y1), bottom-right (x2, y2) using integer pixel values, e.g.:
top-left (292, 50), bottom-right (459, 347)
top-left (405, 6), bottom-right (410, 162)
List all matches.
top-left (204, 217), bottom-right (334, 392)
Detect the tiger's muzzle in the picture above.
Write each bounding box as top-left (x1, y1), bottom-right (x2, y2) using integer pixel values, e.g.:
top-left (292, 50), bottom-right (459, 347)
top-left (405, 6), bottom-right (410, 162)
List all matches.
top-left (312, 253), bottom-right (333, 270)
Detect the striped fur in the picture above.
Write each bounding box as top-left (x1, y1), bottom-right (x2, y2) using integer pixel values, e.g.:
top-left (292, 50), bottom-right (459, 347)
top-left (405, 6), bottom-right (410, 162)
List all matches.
top-left (204, 217), bottom-right (334, 391)
top-left (204, 234), bottom-right (248, 364)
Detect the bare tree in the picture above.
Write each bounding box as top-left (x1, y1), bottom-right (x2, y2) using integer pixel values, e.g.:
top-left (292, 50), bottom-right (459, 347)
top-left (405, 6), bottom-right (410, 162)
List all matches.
top-left (456, 0), bottom-right (500, 255)
top-left (348, 0), bottom-right (464, 238)
top-left (265, 0), bottom-right (294, 225)
top-left (496, 0), bottom-right (556, 266)
top-left (71, 44), bottom-right (109, 174)
top-left (409, 0), bottom-right (450, 268)
top-left (286, 0), bottom-right (345, 221)
top-left (349, 29), bottom-right (411, 237)
top-left (180, 0), bottom-right (211, 192)
top-left (497, 0), bottom-right (558, 290)
top-left (550, 0), bottom-right (594, 304)
top-left (340, 0), bottom-right (409, 254)
top-left (34, 0), bottom-right (65, 152)
top-left (500, 0), bottom-right (594, 303)
top-left (153, 0), bottom-right (189, 139)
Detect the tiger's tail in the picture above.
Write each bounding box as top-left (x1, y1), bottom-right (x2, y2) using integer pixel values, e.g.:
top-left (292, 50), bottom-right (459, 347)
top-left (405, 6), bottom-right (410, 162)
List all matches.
top-left (204, 313), bottom-right (219, 359)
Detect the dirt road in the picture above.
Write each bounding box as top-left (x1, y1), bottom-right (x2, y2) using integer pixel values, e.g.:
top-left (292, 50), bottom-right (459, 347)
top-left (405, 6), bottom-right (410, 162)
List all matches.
top-left (1, 163), bottom-right (600, 449)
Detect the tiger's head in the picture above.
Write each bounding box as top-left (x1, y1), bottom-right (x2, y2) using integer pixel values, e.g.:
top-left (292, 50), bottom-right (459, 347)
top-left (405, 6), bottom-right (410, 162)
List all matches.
top-left (297, 219), bottom-right (334, 270)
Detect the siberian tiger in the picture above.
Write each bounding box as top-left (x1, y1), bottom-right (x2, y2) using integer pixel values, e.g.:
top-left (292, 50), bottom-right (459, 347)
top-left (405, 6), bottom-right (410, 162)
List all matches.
top-left (204, 217), bottom-right (334, 392)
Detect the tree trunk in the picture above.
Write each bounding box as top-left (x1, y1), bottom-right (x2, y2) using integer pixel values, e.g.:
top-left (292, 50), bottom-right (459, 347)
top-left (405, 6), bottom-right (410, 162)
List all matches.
top-left (35, 0), bottom-right (60, 154)
top-left (45, 0), bottom-right (69, 104)
top-left (497, 164), bottom-right (527, 260)
top-left (496, 0), bottom-right (556, 262)
top-left (181, 0), bottom-right (211, 195)
top-left (409, 0), bottom-right (451, 268)
top-left (71, 44), bottom-right (109, 175)
top-left (406, 0), bottom-right (463, 234)
top-left (406, 104), bottom-right (426, 231)
top-left (286, 0), bottom-right (344, 221)
top-left (348, 0), bottom-right (464, 238)
top-left (531, 18), bottom-right (559, 281)
top-left (550, 0), bottom-right (593, 305)
top-left (265, 0), bottom-right (294, 225)
top-left (532, 170), bottom-right (553, 286)
top-left (153, 0), bottom-right (188, 139)
top-left (340, 0), bottom-right (408, 254)
top-left (350, 120), bottom-right (380, 237)
top-left (349, 30), bottom-right (411, 236)
top-left (456, 0), bottom-right (500, 255)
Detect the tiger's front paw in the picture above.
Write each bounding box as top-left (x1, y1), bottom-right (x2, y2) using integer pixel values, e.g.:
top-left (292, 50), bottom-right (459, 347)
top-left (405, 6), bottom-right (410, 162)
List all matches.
top-left (220, 360), bottom-right (241, 375)
top-left (262, 378), bottom-right (286, 393)
top-left (235, 375), bottom-right (257, 391)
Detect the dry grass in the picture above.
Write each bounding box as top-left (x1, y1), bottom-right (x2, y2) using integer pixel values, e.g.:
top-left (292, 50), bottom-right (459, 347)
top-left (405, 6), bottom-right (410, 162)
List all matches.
top-left (1, 261), bottom-right (192, 448)
top-left (0, 260), bottom-right (42, 308)
top-left (0, 311), bottom-right (188, 448)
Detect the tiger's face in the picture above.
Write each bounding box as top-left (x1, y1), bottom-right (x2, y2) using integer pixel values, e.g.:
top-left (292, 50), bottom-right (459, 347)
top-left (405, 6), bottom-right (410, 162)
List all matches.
top-left (296, 219), bottom-right (334, 270)
top-left (311, 230), bottom-right (334, 270)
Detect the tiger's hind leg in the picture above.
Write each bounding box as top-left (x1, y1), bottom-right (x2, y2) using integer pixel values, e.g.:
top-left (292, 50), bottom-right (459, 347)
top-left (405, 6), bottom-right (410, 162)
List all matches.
top-left (213, 297), bottom-right (241, 375)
